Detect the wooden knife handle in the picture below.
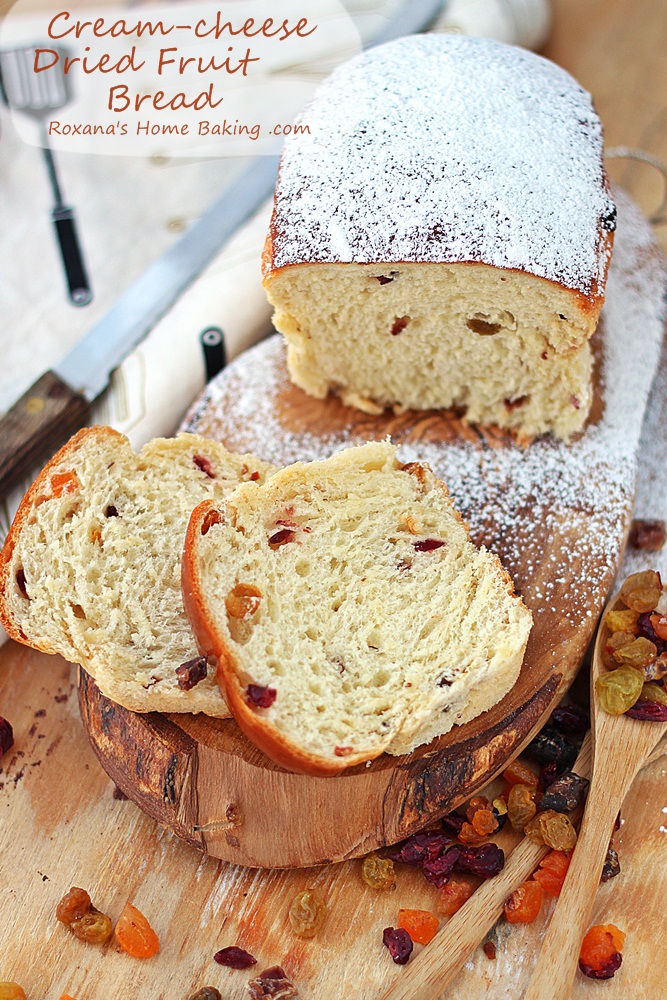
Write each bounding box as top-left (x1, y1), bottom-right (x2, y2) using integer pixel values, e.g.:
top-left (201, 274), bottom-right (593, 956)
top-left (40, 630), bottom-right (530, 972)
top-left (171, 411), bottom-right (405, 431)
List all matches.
top-left (0, 371), bottom-right (90, 500)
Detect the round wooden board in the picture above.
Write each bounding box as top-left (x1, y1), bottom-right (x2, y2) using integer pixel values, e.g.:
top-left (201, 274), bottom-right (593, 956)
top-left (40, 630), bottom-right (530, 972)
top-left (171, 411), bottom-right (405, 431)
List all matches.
top-left (79, 189), bottom-right (667, 868)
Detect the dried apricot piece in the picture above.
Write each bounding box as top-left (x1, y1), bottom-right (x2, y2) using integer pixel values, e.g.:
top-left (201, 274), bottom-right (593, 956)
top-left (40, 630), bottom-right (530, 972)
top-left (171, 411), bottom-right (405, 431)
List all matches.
top-left (114, 903), bottom-right (160, 958)
top-left (51, 470), bottom-right (79, 497)
top-left (533, 850), bottom-right (570, 896)
top-left (361, 855), bottom-right (396, 891)
top-left (578, 924), bottom-right (625, 979)
top-left (437, 878), bottom-right (474, 916)
top-left (288, 889), bottom-right (326, 938)
top-left (0, 986), bottom-right (27, 1000)
top-left (397, 908), bottom-right (439, 945)
top-left (503, 759), bottom-right (539, 788)
top-left (504, 881), bottom-right (543, 923)
top-left (596, 667), bottom-right (645, 715)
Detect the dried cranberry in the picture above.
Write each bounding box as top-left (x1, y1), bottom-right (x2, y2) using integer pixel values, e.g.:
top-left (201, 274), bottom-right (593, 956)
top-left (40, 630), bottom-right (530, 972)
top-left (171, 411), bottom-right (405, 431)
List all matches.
top-left (0, 717), bottom-right (14, 757)
top-left (600, 846), bottom-right (620, 882)
top-left (16, 568), bottom-right (28, 598)
top-left (626, 701), bottom-right (667, 721)
top-left (483, 941), bottom-right (497, 960)
top-left (249, 471), bottom-right (261, 481)
top-left (193, 454), bottom-right (215, 478)
top-left (201, 508), bottom-right (224, 535)
top-left (441, 812), bottom-right (466, 835)
top-left (376, 275), bottom-right (394, 285)
top-left (579, 952), bottom-right (622, 980)
top-left (391, 316), bottom-right (410, 336)
top-left (636, 611), bottom-right (665, 647)
top-left (550, 704), bottom-right (589, 734)
top-left (387, 829), bottom-right (452, 866)
top-left (382, 927), bottom-right (413, 965)
top-left (245, 684), bottom-right (277, 709)
top-left (423, 849), bottom-right (461, 887)
top-left (540, 772), bottom-right (589, 813)
top-left (214, 945), bottom-right (257, 969)
top-left (104, 505), bottom-right (119, 518)
top-left (269, 528), bottom-right (295, 547)
top-left (176, 656), bottom-right (208, 691)
top-left (629, 519), bottom-right (666, 551)
top-left (454, 844), bottom-right (504, 878)
top-left (413, 539), bottom-right (445, 552)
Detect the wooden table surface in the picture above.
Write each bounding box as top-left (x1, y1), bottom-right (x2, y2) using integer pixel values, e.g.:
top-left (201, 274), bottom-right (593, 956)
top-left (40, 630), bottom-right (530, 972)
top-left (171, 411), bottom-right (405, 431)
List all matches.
top-left (1, 1), bottom-right (667, 997)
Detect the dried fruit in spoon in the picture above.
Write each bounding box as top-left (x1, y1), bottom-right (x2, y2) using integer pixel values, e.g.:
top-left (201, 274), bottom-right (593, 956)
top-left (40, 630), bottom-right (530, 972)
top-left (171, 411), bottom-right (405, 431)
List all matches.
top-left (56, 886), bottom-right (113, 945)
top-left (578, 924), bottom-right (625, 980)
top-left (114, 903), bottom-right (160, 958)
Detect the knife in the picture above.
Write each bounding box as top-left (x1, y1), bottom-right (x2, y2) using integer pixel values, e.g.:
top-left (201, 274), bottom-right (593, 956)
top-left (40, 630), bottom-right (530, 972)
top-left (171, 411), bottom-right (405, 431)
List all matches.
top-left (0, 0), bottom-right (447, 500)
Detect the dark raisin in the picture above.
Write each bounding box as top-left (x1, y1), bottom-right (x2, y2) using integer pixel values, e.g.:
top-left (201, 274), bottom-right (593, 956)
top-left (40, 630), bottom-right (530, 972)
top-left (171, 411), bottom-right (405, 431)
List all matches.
top-left (269, 528), bottom-right (295, 547)
top-left (16, 568), bottom-right (28, 598)
top-left (201, 508), bottom-right (224, 535)
top-left (492, 797), bottom-right (508, 830)
top-left (245, 684), bottom-right (277, 709)
top-left (600, 846), bottom-right (620, 882)
top-left (176, 656), bottom-right (208, 691)
top-left (387, 829), bottom-right (453, 866)
top-left (382, 927), bottom-right (413, 965)
top-left (441, 812), bottom-right (465, 835)
top-left (524, 725), bottom-right (577, 770)
top-left (248, 966), bottom-right (297, 999)
top-left (0, 717), bottom-right (14, 757)
top-left (214, 945), bottom-right (257, 969)
top-left (550, 704), bottom-right (589, 734)
top-left (413, 539), bottom-right (445, 552)
top-left (104, 505), bottom-right (119, 518)
top-left (193, 454), bottom-right (215, 478)
top-left (483, 941), bottom-right (497, 960)
top-left (625, 700), bottom-right (667, 721)
top-left (189, 989), bottom-right (222, 1000)
top-left (391, 316), bottom-right (410, 336)
top-left (629, 519), bottom-right (666, 551)
top-left (539, 761), bottom-right (559, 789)
top-left (540, 772), bottom-right (589, 813)
top-left (454, 844), bottom-right (504, 878)
top-left (579, 952), bottom-right (622, 980)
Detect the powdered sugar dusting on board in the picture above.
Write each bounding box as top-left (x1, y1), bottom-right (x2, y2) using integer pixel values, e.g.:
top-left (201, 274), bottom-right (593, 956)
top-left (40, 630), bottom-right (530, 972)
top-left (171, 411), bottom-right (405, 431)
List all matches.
top-left (184, 191), bottom-right (665, 635)
top-left (268, 34), bottom-right (615, 297)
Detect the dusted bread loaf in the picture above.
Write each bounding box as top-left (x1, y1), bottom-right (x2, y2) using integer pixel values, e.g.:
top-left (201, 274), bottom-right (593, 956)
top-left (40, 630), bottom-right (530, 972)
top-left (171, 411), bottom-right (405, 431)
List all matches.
top-left (182, 442), bottom-right (532, 776)
top-left (0, 427), bottom-right (274, 716)
top-left (263, 34), bottom-right (616, 440)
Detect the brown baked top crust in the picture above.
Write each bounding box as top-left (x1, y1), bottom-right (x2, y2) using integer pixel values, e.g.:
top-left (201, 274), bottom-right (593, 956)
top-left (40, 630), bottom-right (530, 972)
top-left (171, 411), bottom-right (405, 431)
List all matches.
top-left (263, 34), bottom-right (616, 302)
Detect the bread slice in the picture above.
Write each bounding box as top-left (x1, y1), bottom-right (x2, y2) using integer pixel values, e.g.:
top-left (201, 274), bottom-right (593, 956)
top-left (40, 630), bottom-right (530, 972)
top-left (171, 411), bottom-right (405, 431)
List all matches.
top-left (182, 441), bottom-right (532, 774)
top-left (0, 427), bottom-right (274, 716)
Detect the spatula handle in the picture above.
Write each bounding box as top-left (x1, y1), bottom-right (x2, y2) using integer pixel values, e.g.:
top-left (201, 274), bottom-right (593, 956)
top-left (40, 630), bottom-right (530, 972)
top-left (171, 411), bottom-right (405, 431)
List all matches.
top-left (52, 206), bottom-right (92, 307)
top-left (0, 371), bottom-right (90, 500)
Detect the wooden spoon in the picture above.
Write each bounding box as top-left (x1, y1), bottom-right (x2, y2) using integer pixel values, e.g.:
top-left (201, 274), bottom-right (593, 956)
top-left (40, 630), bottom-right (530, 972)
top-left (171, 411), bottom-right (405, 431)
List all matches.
top-left (522, 588), bottom-right (667, 1000)
top-left (378, 727), bottom-right (667, 1000)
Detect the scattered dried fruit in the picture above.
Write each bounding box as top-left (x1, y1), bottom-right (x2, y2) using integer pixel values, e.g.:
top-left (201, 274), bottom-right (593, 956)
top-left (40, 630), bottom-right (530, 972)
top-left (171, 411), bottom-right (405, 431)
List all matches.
top-left (388, 829), bottom-right (453, 867)
top-left (600, 846), bottom-right (620, 882)
top-left (540, 772), bottom-right (589, 813)
top-left (245, 684), bottom-right (277, 709)
top-left (382, 927), bottom-right (413, 965)
top-left (550, 704), bottom-right (589, 734)
top-left (578, 924), bottom-right (625, 980)
top-left (70, 907), bottom-right (113, 944)
top-left (225, 583), bottom-right (262, 620)
top-left (437, 878), bottom-right (474, 916)
top-left (0, 985), bottom-right (26, 1000)
top-left (213, 946), bottom-right (257, 969)
top-left (288, 889), bottom-right (326, 939)
top-left (188, 989), bottom-right (222, 1000)
top-left (397, 909), bottom-right (439, 945)
top-left (176, 656), bottom-right (208, 691)
top-left (458, 821), bottom-right (488, 845)
top-left (596, 666), bottom-right (645, 715)
top-left (612, 637), bottom-right (657, 669)
top-left (483, 941), bottom-right (497, 960)
top-left (533, 850), bottom-right (570, 896)
top-left (524, 810), bottom-right (577, 851)
top-left (248, 966), bottom-right (298, 999)
top-left (503, 759), bottom-right (539, 788)
top-left (0, 717), bottom-right (14, 757)
top-left (56, 887), bottom-right (92, 926)
top-left (114, 903), bottom-right (160, 958)
top-left (504, 881), bottom-right (543, 923)
top-left (507, 783), bottom-right (538, 830)
top-left (361, 855), bottom-right (396, 891)
top-left (629, 519), bottom-right (666, 551)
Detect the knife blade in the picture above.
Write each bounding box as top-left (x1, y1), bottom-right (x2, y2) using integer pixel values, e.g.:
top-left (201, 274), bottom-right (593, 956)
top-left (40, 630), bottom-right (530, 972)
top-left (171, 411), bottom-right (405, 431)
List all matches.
top-left (0, 0), bottom-right (447, 500)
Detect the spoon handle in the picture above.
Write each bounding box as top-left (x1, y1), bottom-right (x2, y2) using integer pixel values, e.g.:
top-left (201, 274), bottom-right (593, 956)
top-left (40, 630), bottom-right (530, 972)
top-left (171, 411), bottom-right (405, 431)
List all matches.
top-left (522, 763), bottom-right (633, 1000)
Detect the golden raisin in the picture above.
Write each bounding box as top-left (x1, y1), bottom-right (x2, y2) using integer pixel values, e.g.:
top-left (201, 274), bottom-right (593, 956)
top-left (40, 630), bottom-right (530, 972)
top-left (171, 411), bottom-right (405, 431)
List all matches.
top-left (115, 903), bottom-right (160, 958)
top-left (524, 810), bottom-right (577, 850)
top-left (620, 571), bottom-right (661, 613)
top-left (397, 908), bottom-right (439, 945)
top-left (465, 796), bottom-right (492, 823)
top-left (288, 889), bottom-right (326, 939)
top-left (56, 886), bottom-right (91, 925)
top-left (225, 583), bottom-right (262, 620)
top-left (471, 809), bottom-right (499, 836)
top-left (507, 783), bottom-right (538, 830)
top-left (612, 637), bottom-right (657, 669)
top-left (638, 682), bottom-right (667, 706)
top-left (458, 821), bottom-right (488, 845)
top-left (503, 759), bottom-right (539, 788)
top-left (361, 855), bottom-right (396, 891)
top-left (70, 907), bottom-right (113, 944)
top-left (603, 631), bottom-right (636, 668)
top-left (596, 667), bottom-right (645, 715)
top-left (604, 609), bottom-right (639, 634)
top-left (0, 986), bottom-right (27, 1000)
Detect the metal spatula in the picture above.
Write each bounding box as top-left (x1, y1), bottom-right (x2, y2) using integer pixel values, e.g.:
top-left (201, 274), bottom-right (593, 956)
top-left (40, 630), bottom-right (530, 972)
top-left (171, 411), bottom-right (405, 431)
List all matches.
top-left (0, 45), bottom-right (92, 306)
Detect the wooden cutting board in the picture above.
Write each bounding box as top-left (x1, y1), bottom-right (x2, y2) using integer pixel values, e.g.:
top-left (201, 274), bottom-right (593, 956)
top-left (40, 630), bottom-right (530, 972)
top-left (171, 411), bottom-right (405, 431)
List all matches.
top-left (78, 189), bottom-right (666, 869)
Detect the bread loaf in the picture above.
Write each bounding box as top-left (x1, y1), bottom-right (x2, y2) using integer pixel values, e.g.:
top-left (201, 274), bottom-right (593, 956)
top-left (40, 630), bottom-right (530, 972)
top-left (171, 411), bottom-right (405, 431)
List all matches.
top-left (182, 441), bottom-right (532, 775)
top-left (263, 34), bottom-right (616, 440)
top-left (0, 427), bottom-right (274, 715)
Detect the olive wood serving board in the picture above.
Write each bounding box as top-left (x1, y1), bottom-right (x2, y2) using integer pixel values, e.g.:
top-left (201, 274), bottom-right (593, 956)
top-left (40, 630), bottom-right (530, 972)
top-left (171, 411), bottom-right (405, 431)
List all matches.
top-left (78, 189), bottom-right (666, 869)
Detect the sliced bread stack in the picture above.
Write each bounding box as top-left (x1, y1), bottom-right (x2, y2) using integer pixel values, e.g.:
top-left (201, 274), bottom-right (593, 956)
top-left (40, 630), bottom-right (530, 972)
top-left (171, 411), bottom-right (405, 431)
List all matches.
top-left (182, 441), bottom-right (532, 774)
top-left (0, 427), bottom-right (274, 716)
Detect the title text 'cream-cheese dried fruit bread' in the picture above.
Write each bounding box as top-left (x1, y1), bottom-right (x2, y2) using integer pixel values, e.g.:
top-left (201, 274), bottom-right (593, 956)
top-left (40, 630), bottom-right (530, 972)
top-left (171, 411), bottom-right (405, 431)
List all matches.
top-left (263, 34), bottom-right (616, 440)
top-left (0, 427), bottom-right (274, 716)
top-left (182, 441), bottom-right (532, 775)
